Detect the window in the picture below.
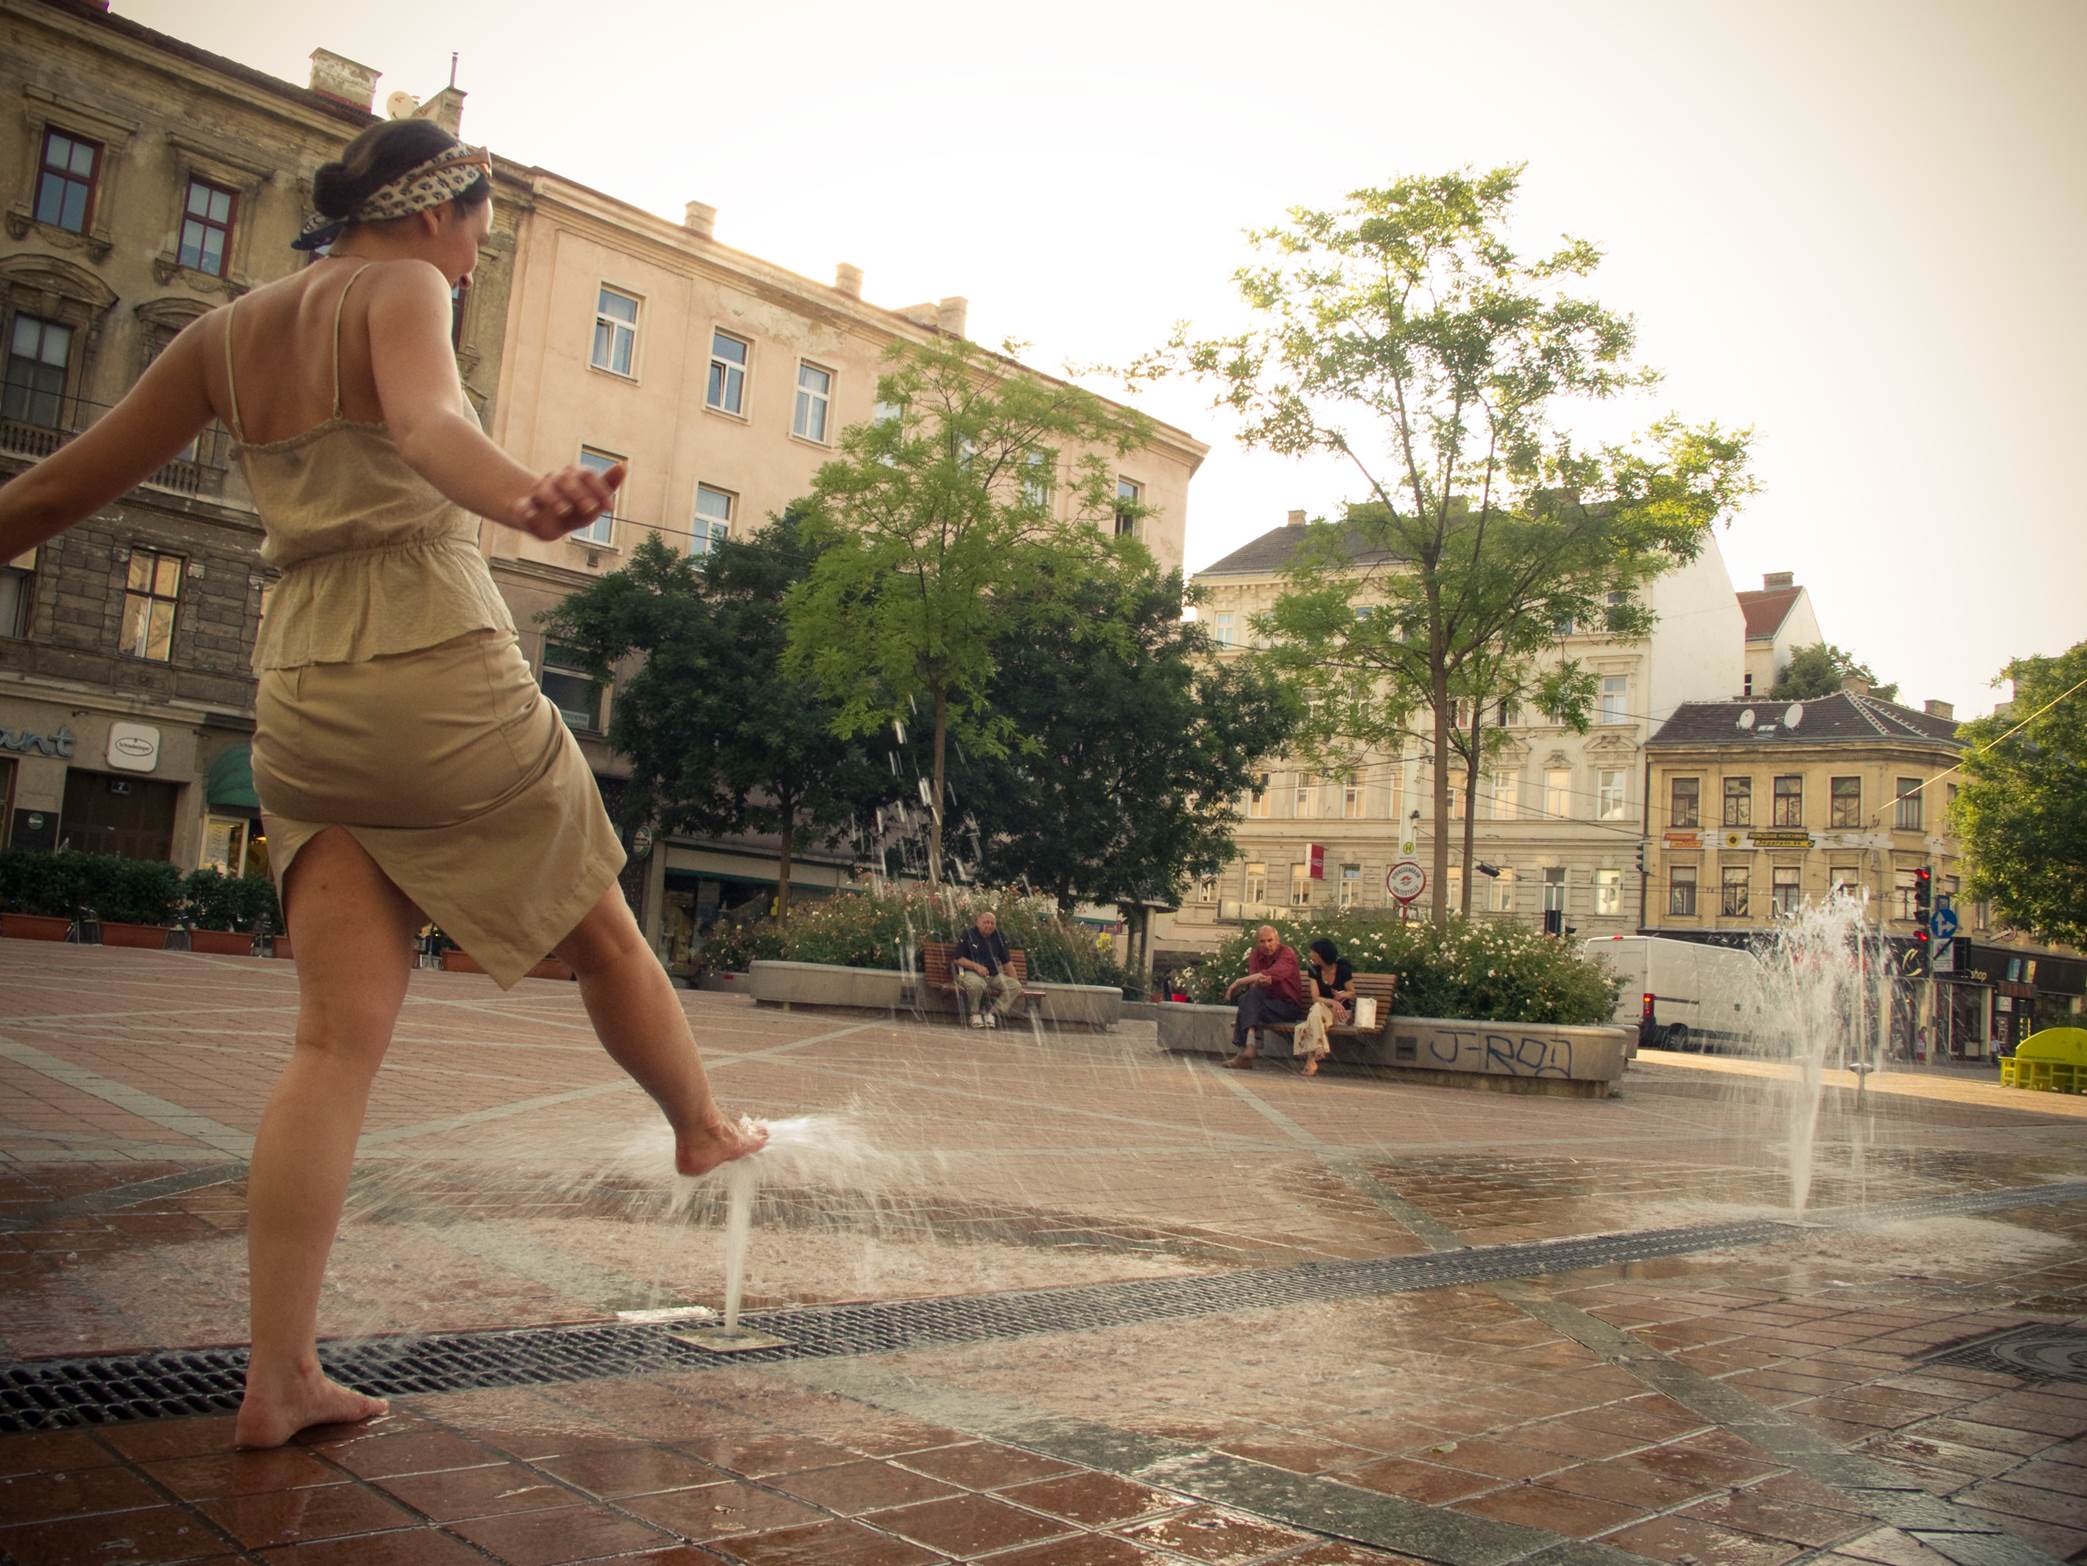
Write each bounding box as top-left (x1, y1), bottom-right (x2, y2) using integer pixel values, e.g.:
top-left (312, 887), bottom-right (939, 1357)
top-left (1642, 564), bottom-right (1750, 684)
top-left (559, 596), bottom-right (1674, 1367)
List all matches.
top-left (1213, 611), bottom-right (1234, 647)
top-left (540, 643), bottom-right (603, 732)
top-left (1542, 867), bottom-right (1566, 912)
top-left (1830, 867), bottom-right (1859, 900)
top-left (1894, 778), bottom-right (1923, 831)
top-left (4, 315), bottom-right (73, 428)
top-left (1343, 774), bottom-right (1364, 818)
top-left (1742, 671), bottom-right (1755, 696)
top-left (1497, 698), bottom-right (1517, 726)
top-left (1545, 767), bottom-right (1572, 820)
top-left (1554, 611), bottom-right (1575, 637)
top-left (120, 549), bottom-right (182, 662)
top-left (1723, 776), bottom-right (1752, 828)
top-left (176, 179), bottom-right (236, 277)
top-left (34, 129), bottom-right (100, 233)
top-left (1594, 868), bottom-right (1622, 916)
top-left (0, 564), bottom-right (33, 638)
top-left (1243, 862), bottom-right (1267, 905)
top-left (1604, 590), bottom-right (1631, 631)
top-left (707, 330), bottom-right (749, 414)
top-left (693, 484), bottom-right (733, 555)
top-left (1670, 776), bottom-right (1700, 829)
top-left (592, 286), bottom-right (639, 377)
top-left (1446, 866), bottom-right (1463, 910)
top-left (1339, 863), bottom-right (1361, 909)
top-left (1772, 865), bottom-right (1801, 916)
top-left (1294, 773), bottom-right (1316, 818)
top-left (1021, 449), bottom-right (1054, 509)
top-left (1721, 864), bottom-right (1750, 918)
top-left (1893, 868), bottom-right (1918, 922)
top-left (571, 449), bottom-right (620, 545)
top-left (1291, 863), bottom-right (1313, 907)
top-left (449, 280), bottom-right (466, 350)
top-left (1773, 774), bottom-right (1802, 827)
top-left (1669, 865), bottom-right (1697, 916)
top-left (1598, 769), bottom-right (1627, 821)
top-left (1247, 772), bottom-right (1271, 818)
top-left (1599, 675), bottom-right (1627, 724)
top-left (1830, 776), bottom-right (1862, 828)
top-left (1491, 866), bottom-right (1517, 913)
top-left (1490, 770), bottom-right (1518, 820)
top-left (1448, 781), bottom-right (1465, 820)
top-left (1195, 876), bottom-right (1218, 904)
top-left (792, 361), bottom-right (833, 442)
top-left (1114, 478), bottom-right (1141, 538)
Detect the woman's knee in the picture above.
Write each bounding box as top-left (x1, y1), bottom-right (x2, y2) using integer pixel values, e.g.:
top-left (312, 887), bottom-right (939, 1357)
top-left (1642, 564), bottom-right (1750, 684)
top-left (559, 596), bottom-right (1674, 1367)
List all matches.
top-left (556, 888), bottom-right (650, 979)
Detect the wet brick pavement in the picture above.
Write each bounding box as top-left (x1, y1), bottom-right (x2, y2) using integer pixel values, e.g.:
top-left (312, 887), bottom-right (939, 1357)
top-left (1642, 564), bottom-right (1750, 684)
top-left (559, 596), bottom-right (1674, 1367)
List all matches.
top-left (0, 941), bottom-right (2083, 1564)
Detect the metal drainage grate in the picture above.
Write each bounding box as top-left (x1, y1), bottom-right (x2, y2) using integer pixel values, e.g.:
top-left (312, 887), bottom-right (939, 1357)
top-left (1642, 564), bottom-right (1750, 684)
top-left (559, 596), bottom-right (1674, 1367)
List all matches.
top-left (3, 1178), bottom-right (2082, 1433)
top-left (1926, 1324), bottom-right (2087, 1385)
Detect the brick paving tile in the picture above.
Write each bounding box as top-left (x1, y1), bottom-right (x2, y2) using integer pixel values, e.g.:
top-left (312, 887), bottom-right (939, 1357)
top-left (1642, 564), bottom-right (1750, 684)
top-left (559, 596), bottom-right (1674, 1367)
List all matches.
top-left (1115, 1503), bottom-right (1318, 1565)
top-left (819, 1421), bottom-right (971, 1459)
top-left (1949, 1477), bottom-right (2087, 1530)
top-left (414, 1393), bottom-right (636, 1461)
top-left (1507, 1419), bottom-right (1648, 1461)
top-left (1906, 1418), bottom-right (2055, 1457)
top-left (0, 1462), bottom-right (164, 1522)
top-left (536, 1444), bottom-right (726, 1499)
top-left (675, 1432), bottom-right (869, 1477)
top-left (374, 1458), bottom-right (576, 1522)
top-left (868, 1492), bottom-right (1074, 1556)
top-left (1854, 1432), bottom-right (2023, 1479)
top-left (445, 1501), bottom-right (682, 1566)
top-left (1334, 1457), bottom-right (1500, 1506)
top-left (0, 1430), bottom-right (117, 1478)
top-left (1540, 1458), bottom-right (1714, 1511)
top-left (619, 1480), bottom-right (825, 1540)
top-left (1622, 1443), bottom-right (1784, 1490)
top-left (195, 1481), bottom-right (422, 1549)
top-left (1742, 1471), bottom-right (1881, 1515)
top-left (256, 1529), bottom-right (489, 1563)
top-left (2002, 1456), bottom-right (2087, 1494)
top-left (0, 1503), bottom-right (239, 1565)
top-left (1406, 1437), bottom-right (1564, 1481)
top-left (1680, 1490), bottom-right (1873, 1549)
top-left (1950, 1503), bottom-right (2087, 1560)
top-left (985, 1535), bottom-right (1173, 1566)
top-left (774, 1459), bottom-right (964, 1516)
top-left (1314, 1417), bottom-right (1459, 1454)
top-left (140, 1446), bottom-right (341, 1500)
top-left (96, 1414), bottom-right (243, 1463)
top-left (1958, 1398), bottom-right (2087, 1439)
top-left (1452, 1481), bottom-right (1647, 1537)
top-left (1280, 1545), bottom-right (1432, 1564)
top-left (995, 1472), bottom-right (1191, 1528)
top-left (1563, 1397), bottom-right (1710, 1443)
top-left (1213, 1435), bottom-right (1379, 1474)
top-left (318, 1425), bottom-right (506, 1479)
top-left (890, 1440), bottom-right (1076, 1490)
top-left (1604, 1513), bottom-right (1807, 1566)
top-left (709, 1516), bottom-right (947, 1564)
top-left (1827, 1526), bottom-right (1961, 1566)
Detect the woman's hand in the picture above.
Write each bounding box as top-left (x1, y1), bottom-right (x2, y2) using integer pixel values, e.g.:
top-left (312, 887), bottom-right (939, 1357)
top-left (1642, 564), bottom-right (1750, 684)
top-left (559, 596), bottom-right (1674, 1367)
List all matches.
top-left (513, 461), bottom-right (625, 540)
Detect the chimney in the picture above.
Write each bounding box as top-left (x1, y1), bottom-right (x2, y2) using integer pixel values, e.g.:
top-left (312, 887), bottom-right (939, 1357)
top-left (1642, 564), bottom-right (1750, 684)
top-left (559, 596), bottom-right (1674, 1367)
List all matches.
top-left (1924, 699), bottom-right (1954, 721)
top-left (1763, 571), bottom-right (1795, 590)
top-left (1286, 509), bottom-right (1307, 527)
top-left (934, 296), bottom-right (968, 338)
top-left (1839, 673), bottom-right (1872, 697)
top-left (308, 49), bottom-right (380, 111)
top-left (413, 85), bottom-right (466, 136)
top-left (834, 263), bottom-right (863, 299)
top-left (683, 202), bottom-right (716, 239)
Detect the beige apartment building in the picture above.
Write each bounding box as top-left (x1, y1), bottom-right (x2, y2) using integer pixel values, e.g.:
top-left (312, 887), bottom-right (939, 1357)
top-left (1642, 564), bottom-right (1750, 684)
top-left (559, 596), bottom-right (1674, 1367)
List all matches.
top-left (1150, 514), bottom-right (1746, 960)
top-left (1736, 570), bottom-right (1823, 698)
top-left (482, 173), bottom-right (1208, 966)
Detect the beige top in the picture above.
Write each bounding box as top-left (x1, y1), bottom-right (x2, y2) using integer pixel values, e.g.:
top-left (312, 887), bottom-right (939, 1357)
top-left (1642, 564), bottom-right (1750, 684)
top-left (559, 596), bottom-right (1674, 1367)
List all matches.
top-left (225, 264), bottom-right (515, 672)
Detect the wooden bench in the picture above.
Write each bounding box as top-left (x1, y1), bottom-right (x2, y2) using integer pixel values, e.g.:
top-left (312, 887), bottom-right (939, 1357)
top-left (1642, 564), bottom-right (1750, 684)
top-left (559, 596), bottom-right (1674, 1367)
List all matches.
top-left (1258, 972), bottom-right (1399, 1054)
top-left (921, 941), bottom-right (1046, 1016)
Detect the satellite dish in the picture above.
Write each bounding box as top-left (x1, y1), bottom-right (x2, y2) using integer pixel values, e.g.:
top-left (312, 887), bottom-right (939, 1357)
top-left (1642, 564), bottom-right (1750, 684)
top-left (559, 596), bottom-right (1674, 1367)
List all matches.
top-left (1737, 708), bottom-right (1756, 730)
top-left (386, 91), bottom-right (420, 120)
top-left (1784, 703), bottom-right (1804, 728)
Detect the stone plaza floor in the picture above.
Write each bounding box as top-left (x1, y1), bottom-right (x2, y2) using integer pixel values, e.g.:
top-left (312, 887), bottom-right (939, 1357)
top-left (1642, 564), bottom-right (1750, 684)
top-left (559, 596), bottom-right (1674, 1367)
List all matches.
top-left (0, 939), bottom-right (2083, 1565)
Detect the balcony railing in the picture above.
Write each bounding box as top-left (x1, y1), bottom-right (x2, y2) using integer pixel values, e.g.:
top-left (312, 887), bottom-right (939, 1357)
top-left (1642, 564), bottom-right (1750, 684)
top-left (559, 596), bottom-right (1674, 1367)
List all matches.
top-left (0, 392), bottom-right (236, 501)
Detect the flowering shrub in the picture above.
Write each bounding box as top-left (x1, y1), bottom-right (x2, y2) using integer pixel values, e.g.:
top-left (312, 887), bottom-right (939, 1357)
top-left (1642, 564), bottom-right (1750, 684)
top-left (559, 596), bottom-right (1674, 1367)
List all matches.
top-left (1173, 912), bottom-right (1618, 1027)
top-left (691, 883), bottom-right (1136, 993)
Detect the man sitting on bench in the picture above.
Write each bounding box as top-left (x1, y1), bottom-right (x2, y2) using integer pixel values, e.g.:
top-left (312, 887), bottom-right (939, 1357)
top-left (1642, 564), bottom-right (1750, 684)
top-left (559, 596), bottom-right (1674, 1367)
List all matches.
top-left (1222, 924), bottom-right (1305, 1069)
top-left (954, 910), bottom-right (1022, 1029)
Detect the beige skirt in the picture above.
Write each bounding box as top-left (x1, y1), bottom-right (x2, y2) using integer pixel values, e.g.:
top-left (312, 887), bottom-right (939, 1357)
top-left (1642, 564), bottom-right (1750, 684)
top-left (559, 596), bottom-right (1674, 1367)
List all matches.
top-left (251, 628), bottom-right (626, 989)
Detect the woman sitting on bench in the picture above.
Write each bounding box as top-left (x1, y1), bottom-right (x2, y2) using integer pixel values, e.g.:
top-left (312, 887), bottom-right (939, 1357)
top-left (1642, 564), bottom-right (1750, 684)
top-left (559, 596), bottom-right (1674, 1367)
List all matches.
top-left (1293, 938), bottom-right (1356, 1078)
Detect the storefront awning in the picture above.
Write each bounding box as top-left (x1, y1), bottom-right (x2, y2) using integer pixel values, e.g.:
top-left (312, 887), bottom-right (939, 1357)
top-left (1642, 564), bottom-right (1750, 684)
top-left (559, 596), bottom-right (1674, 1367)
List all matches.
top-left (205, 745), bottom-right (260, 810)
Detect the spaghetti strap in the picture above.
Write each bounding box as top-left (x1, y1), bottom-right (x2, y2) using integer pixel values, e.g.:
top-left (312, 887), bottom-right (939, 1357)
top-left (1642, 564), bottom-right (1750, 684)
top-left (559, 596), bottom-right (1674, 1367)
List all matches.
top-left (220, 300), bottom-right (247, 442)
top-left (330, 263), bottom-right (376, 418)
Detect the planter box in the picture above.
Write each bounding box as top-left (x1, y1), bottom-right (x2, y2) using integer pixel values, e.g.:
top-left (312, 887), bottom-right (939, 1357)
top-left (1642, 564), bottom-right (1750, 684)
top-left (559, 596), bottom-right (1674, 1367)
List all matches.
top-left (525, 956), bottom-right (575, 982)
top-left (272, 936), bottom-right (294, 960)
top-left (693, 971), bottom-right (749, 993)
top-left (100, 921), bottom-right (172, 950)
top-left (441, 949), bottom-right (482, 974)
top-left (749, 959), bottom-right (904, 1011)
top-left (0, 912), bottom-right (70, 941)
top-left (187, 929), bottom-right (258, 956)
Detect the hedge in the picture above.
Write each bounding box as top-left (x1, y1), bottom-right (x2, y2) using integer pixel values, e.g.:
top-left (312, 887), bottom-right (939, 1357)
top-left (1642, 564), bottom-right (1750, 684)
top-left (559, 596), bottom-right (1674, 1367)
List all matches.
top-left (0, 850), bottom-right (280, 932)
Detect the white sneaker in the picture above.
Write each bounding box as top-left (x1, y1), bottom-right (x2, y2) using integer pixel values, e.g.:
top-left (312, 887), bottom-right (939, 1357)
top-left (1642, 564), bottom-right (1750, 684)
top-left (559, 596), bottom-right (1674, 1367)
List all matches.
top-left (984, 1011), bottom-right (999, 1029)
top-left (969, 1013), bottom-right (986, 1029)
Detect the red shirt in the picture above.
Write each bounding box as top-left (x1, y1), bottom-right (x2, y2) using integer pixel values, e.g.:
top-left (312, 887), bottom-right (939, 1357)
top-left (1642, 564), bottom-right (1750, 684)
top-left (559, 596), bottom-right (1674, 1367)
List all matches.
top-left (1248, 943), bottom-right (1304, 1006)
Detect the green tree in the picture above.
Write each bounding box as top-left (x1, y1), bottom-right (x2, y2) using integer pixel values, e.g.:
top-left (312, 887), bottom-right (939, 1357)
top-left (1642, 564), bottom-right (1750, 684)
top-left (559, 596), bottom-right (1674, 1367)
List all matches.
top-left (1950, 641), bottom-right (2087, 947)
top-left (1771, 641), bottom-right (1899, 702)
top-left (786, 337), bottom-right (1153, 886)
top-left (1147, 169), bottom-right (1754, 919)
top-left (948, 556), bottom-right (1299, 917)
top-left (546, 519), bottom-right (891, 918)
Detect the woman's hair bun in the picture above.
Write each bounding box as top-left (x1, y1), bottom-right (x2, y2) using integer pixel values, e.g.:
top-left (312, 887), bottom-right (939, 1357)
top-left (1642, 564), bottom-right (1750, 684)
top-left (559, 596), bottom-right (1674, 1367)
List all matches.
top-left (310, 160), bottom-right (356, 219)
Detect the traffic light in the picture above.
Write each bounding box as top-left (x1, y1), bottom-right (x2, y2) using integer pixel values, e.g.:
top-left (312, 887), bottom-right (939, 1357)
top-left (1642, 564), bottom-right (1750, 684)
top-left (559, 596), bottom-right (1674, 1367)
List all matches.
top-left (1907, 865), bottom-right (1934, 976)
top-left (1634, 842), bottom-right (1648, 876)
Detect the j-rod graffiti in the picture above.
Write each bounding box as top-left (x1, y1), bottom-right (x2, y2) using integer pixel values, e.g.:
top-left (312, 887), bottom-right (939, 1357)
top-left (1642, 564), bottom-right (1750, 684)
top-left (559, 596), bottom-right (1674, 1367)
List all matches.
top-left (1426, 1028), bottom-right (1574, 1078)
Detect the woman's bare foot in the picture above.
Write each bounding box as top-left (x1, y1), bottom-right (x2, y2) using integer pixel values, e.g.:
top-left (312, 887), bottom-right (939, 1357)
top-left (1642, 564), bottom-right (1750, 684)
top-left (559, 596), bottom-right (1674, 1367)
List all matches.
top-left (1302, 1059), bottom-right (1320, 1077)
top-left (1221, 1051), bottom-right (1256, 1070)
top-left (235, 1363), bottom-right (388, 1449)
top-left (676, 1112), bottom-right (770, 1177)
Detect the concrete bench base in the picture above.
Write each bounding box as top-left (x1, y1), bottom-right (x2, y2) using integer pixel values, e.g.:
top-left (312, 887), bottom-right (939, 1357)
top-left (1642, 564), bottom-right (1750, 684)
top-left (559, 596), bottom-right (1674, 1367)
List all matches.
top-left (746, 960), bottom-right (1120, 1032)
top-left (1158, 1002), bottom-right (1629, 1097)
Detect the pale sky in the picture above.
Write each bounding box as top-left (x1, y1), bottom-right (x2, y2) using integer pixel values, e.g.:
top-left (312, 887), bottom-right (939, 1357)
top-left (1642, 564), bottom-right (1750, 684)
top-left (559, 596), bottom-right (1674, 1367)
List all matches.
top-left (126, 0), bottom-right (2086, 719)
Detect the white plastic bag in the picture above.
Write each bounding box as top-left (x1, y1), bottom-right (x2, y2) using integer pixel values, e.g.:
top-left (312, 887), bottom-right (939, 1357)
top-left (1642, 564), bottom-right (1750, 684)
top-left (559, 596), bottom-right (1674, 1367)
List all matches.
top-left (1352, 995), bottom-right (1377, 1030)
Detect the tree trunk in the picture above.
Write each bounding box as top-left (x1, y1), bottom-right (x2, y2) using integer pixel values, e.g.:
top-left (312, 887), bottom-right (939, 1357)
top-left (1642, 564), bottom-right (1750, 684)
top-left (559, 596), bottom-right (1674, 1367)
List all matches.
top-left (774, 794), bottom-right (796, 920)
top-left (928, 685), bottom-right (949, 888)
top-left (1430, 664), bottom-right (1452, 924)
top-left (1460, 705), bottom-right (1485, 917)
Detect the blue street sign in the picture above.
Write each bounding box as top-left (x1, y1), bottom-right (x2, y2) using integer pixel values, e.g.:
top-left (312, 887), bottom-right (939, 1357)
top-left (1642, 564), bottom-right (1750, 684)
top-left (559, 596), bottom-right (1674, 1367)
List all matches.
top-left (1930, 905), bottom-right (1960, 940)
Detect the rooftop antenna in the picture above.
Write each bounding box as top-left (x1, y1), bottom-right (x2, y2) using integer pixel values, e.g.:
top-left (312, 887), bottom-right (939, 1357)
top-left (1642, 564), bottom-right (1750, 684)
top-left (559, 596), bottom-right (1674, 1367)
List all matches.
top-left (449, 52), bottom-right (459, 89)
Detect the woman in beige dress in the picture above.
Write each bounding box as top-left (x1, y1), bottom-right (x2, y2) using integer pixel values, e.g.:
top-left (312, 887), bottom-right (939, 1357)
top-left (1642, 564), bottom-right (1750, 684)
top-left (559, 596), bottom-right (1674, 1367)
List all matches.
top-left (0, 118), bottom-right (767, 1447)
top-left (1292, 938), bottom-right (1356, 1078)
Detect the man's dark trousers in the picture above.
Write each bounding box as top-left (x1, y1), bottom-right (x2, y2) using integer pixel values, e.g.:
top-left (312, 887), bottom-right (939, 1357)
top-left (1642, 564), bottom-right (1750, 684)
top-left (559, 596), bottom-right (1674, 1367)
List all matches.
top-left (1233, 986), bottom-right (1305, 1047)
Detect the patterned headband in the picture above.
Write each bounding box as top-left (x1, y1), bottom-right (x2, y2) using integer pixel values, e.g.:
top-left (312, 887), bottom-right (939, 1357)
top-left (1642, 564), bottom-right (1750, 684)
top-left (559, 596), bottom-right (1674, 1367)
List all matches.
top-left (294, 145), bottom-right (492, 251)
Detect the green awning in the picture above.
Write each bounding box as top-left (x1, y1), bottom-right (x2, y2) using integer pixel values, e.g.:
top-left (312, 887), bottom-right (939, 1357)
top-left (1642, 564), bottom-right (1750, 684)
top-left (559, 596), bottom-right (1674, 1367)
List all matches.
top-left (206, 745), bottom-right (260, 809)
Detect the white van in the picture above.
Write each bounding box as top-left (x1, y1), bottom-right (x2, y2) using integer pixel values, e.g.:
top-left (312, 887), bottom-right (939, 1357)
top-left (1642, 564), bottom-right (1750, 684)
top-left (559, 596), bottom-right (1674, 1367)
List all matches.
top-left (1583, 935), bottom-right (1764, 1052)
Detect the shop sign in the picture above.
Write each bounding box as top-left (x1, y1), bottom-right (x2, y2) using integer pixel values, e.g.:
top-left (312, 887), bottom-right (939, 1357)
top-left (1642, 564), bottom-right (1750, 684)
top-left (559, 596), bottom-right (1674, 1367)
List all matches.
top-left (1662, 831), bottom-right (1700, 848)
top-left (0, 723), bottom-right (74, 758)
top-left (107, 721), bottom-right (160, 774)
top-left (1747, 830), bottom-right (1813, 850)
